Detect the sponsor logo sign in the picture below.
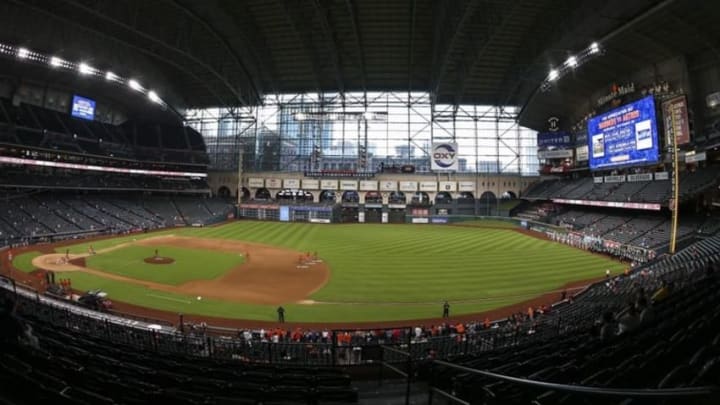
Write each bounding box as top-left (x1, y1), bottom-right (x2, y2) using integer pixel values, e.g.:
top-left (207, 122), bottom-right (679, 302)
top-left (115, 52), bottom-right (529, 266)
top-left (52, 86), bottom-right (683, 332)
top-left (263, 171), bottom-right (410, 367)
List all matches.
top-left (438, 181), bottom-right (456, 192)
top-left (266, 178), bottom-right (282, 188)
top-left (283, 179), bottom-right (300, 189)
top-left (419, 181), bottom-right (437, 191)
top-left (248, 178), bottom-right (264, 188)
top-left (320, 179), bottom-right (338, 190)
top-left (359, 180), bottom-right (377, 191)
top-left (380, 181), bottom-right (397, 191)
top-left (302, 179), bottom-right (319, 189)
top-left (431, 143), bottom-right (459, 171)
top-left (399, 181), bottom-right (417, 192)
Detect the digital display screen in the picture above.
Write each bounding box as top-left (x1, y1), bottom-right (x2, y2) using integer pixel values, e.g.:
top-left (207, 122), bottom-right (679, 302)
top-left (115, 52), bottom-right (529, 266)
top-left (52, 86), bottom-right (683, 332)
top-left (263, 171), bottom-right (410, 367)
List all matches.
top-left (587, 95), bottom-right (659, 170)
top-left (71, 95), bottom-right (96, 121)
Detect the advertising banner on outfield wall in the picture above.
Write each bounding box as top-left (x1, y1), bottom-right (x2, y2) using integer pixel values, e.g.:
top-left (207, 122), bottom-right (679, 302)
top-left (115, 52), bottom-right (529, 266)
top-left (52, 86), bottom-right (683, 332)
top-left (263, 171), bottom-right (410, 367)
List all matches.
top-left (320, 179), bottom-right (338, 190)
top-left (430, 142), bottom-right (459, 171)
top-left (266, 178), bottom-right (282, 188)
top-left (399, 181), bottom-right (417, 192)
top-left (248, 178), bottom-right (264, 188)
top-left (458, 181), bottom-right (475, 192)
top-left (419, 181), bottom-right (437, 191)
top-left (359, 180), bottom-right (377, 191)
top-left (283, 179), bottom-right (300, 189)
top-left (438, 181), bottom-right (457, 192)
top-left (302, 179), bottom-right (319, 190)
top-left (380, 181), bottom-right (397, 191)
top-left (340, 180), bottom-right (358, 190)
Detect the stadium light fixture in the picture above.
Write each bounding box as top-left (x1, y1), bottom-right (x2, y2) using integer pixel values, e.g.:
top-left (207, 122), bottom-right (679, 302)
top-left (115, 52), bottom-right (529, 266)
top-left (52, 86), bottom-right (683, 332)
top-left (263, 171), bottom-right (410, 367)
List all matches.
top-left (589, 42), bottom-right (600, 54)
top-left (548, 69), bottom-right (559, 81)
top-left (128, 79), bottom-right (143, 91)
top-left (147, 90), bottom-right (161, 104)
top-left (295, 112), bottom-right (306, 121)
top-left (0, 41), bottom-right (171, 110)
top-left (78, 62), bottom-right (95, 75)
top-left (49, 56), bottom-right (65, 67)
top-left (565, 56), bottom-right (577, 68)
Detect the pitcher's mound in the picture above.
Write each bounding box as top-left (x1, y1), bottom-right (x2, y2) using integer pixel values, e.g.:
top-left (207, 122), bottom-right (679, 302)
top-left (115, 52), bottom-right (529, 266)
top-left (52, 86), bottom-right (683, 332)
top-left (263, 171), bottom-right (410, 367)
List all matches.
top-left (143, 256), bottom-right (175, 265)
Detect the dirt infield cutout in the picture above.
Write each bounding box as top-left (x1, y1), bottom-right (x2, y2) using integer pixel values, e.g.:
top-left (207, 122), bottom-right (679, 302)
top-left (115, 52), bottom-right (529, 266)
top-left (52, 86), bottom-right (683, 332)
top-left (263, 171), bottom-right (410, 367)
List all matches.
top-left (31, 235), bottom-right (330, 305)
top-left (143, 256), bottom-right (175, 265)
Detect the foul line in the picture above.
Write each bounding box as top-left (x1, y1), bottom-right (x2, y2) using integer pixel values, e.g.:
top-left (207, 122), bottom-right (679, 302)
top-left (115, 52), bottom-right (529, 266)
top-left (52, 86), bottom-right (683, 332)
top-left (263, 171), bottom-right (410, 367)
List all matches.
top-left (302, 285), bottom-right (591, 306)
top-left (146, 293), bottom-right (191, 304)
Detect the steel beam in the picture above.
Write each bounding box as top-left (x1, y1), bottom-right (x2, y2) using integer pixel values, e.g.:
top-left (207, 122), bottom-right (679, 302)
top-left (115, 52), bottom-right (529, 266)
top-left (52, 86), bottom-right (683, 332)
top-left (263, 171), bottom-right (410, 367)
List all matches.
top-left (431, 0), bottom-right (480, 101)
top-left (311, 0), bottom-right (346, 96)
top-left (168, 0), bottom-right (264, 103)
top-left (50, 0), bottom-right (251, 106)
top-left (454, 0), bottom-right (524, 107)
top-left (279, 0), bottom-right (323, 95)
top-left (345, 0), bottom-right (367, 97)
top-left (8, 0), bottom-right (236, 109)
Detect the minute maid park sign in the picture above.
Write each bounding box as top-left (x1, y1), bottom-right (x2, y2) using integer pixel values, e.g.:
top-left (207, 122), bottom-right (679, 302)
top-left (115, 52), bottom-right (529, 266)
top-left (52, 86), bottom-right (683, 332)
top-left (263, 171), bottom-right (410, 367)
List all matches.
top-left (431, 143), bottom-right (458, 171)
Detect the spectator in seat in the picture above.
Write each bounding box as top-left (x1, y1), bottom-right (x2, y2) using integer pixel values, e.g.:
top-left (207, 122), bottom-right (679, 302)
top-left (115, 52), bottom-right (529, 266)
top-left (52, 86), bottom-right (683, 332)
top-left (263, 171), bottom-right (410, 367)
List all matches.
top-left (637, 297), bottom-right (655, 324)
top-left (599, 311), bottom-right (616, 341)
top-left (651, 280), bottom-right (672, 303)
top-left (617, 305), bottom-right (641, 335)
top-left (0, 296), bottom-right (38, 349)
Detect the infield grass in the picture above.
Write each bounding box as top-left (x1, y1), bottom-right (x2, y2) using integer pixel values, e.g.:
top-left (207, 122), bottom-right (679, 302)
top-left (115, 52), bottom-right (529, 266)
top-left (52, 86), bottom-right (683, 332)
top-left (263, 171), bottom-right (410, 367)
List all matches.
top-left (12, 251), bottom-right (43, 273)
top-left (84, 245), bottom-right (244, 285)
top-left (52, 221), bottom-right (625, 322)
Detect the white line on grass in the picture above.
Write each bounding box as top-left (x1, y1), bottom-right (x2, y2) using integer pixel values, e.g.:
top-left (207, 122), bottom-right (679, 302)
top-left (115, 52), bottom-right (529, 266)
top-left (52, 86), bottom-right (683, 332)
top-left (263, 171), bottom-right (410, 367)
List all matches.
top-left (146, 293), bottom-right (192, 304)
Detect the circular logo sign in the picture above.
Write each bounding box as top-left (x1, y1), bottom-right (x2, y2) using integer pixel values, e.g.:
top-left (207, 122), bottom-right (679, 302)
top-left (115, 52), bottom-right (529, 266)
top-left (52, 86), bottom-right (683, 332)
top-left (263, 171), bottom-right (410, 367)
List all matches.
top-left (432, 144), bottom-right (457, 168)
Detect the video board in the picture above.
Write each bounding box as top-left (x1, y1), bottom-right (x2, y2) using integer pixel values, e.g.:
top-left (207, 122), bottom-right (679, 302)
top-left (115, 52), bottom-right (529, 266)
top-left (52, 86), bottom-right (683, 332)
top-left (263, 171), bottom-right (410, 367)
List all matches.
top-left (587, 95), bottom-right (659, 170)
top-left (71, 95), bottom-right (96, 120)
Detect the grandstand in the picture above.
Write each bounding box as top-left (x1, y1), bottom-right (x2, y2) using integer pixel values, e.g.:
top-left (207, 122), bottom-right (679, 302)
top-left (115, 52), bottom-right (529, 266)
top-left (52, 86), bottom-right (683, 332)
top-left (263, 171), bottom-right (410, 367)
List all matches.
top-left (1, 1), bottom-right (720, 404)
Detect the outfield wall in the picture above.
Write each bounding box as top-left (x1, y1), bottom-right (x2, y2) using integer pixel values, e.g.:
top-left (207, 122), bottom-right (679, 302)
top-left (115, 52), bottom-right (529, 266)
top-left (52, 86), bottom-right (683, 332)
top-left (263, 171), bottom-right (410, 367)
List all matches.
top-left (209, 170), bottom-right (538, 202)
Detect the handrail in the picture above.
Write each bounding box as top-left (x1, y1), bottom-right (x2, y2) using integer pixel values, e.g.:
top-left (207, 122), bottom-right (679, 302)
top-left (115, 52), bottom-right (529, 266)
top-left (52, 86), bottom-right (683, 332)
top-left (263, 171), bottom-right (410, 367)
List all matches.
top-left (432, 359), bottom-right (719, 398)
top-left (381, 345), bottom-right (411, 358)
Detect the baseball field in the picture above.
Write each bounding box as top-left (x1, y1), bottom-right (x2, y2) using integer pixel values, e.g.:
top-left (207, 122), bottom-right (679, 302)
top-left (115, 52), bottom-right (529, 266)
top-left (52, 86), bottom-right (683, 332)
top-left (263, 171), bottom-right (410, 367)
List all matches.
top-left (11, 221), bottom-right (625, 324)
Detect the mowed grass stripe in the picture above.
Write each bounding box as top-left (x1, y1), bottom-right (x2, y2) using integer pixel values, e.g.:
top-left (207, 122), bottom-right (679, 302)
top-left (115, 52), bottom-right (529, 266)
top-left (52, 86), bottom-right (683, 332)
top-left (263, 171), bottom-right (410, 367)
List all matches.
top-left (56, 221), bottom-right (624, 322)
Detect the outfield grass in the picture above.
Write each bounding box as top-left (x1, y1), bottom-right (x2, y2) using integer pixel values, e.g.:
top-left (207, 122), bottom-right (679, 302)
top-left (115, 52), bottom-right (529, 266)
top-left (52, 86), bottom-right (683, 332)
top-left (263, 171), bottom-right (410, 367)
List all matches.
top-left (84, 245), bottom-right (244, 285)
top-left (12, 251), bottom-right (43, 273)
top-left (55, 221), bottom-right (626, 322)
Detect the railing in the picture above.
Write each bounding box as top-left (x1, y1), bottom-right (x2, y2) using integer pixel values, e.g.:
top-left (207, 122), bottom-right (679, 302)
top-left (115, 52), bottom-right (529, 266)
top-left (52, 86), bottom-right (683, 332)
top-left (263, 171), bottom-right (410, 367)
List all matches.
top-left (427, 359), bottom-right (719, 404)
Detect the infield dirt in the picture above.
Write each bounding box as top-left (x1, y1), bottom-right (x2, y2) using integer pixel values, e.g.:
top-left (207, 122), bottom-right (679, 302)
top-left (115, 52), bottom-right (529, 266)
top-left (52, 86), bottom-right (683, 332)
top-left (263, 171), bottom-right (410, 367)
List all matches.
top-left (28, 235), bottom-right (330, 305)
